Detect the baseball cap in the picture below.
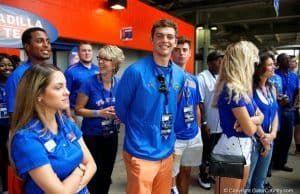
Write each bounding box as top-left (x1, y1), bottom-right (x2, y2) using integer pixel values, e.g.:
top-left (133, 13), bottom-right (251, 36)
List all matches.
top-left (207, 51), bottom-right (224, 62)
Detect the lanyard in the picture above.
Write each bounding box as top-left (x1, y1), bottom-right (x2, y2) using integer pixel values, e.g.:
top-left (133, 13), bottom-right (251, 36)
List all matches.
top-left (259, 86), bottom-right (273, 105)
top-left (258, 86), bottom-right (274, 132)
top-left (183, 72), bottom-right (191, 105)
top-left (183, 83), bottom-right (190, 103)
top-left (282, 74), bottom-right (289, 95)
top-left (152, 61), bottom-right (173, 114)
top-left (97, 75), bottom-right (114, 107)
top-left (0, 84), bottom-right (5, 102)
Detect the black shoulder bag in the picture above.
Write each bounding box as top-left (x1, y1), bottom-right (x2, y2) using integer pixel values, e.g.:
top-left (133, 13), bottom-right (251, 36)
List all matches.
top-left (209, 138), bottom-right (246, 179)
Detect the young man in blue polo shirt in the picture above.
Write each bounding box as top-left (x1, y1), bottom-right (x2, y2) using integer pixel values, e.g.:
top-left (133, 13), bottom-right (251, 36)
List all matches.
top-left (171, 36), bottom-right (203, 194)
top-left (64, 42), bottom-right (99, 126)
top-left (116, 19), bottom-right (186, 194)
top-left (6, 27), bottom-right (52, 116)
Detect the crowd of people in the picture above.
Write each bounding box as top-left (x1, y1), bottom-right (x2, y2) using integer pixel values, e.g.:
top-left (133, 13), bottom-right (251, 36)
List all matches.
top-left (0, 18), bottom-right (299, 194)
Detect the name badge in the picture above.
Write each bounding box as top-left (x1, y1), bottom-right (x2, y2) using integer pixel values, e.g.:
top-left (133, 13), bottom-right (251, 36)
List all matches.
top-left (184, 105), bottom-right (194, 128)
top-left (101, 119), bottom-right (112, 126)
top-left (44, 139), bottom-right (57, 152)
top-left (161, 113), bottom-right (173, 139)
top-left (0, 103), bottom-right (8, 119)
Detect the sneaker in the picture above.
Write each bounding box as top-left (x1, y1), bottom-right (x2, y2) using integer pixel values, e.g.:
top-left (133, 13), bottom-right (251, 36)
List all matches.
top-left (198, 175), bottom-right (212, 190)
top-left (208, 176), bottom-right (216, 184)
top-left (264, 182), bottom-right (276, 194)
top-left (273, 165), bottom-right (293, 172)
top-left (171, 186), bottom-right (179, 194)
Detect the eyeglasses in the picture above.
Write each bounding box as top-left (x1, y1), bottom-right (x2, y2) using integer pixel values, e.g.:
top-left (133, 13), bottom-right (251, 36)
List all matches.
top-left (157, 74), bottom-right (168, 94)
top-left (97, 56), bottom-right (112, 62)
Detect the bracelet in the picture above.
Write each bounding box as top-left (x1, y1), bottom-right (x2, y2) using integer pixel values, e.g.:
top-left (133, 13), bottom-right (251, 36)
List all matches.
top-left (93, 110), bottom-right (98, 117)
top-left (78, 163), bottom-right (86, 176)
top-left (74, 168), bottom-right (84, 177)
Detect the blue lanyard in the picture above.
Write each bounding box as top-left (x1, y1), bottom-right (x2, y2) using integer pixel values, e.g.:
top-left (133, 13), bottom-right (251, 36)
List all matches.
top-left (183, 72), bottom-right (191, 105)
top-left (0, 84), bottom-right (5, 103)
top-left (97, 75), bottom-right (114, 107)
top-left (259, 86), bottom-right (274, 132)
top-left (259, 86), bottom-right (273, 105)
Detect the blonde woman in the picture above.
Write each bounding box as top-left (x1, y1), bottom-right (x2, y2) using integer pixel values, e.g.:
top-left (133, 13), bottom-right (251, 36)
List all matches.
top-left (75, 45), bottom-right (125, 194)
top-left (9, 63), bottom-right (96, 193)
top-left (212, 41), bottom-right (264, 194)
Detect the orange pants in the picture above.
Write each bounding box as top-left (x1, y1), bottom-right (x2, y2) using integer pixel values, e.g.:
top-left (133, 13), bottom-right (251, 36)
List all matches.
top-left (123, 151), bottom-right (173, 194)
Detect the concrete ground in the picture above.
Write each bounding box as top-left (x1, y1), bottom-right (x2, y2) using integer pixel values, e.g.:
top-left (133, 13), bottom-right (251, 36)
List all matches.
top-left (109, 126), bottom-right (300, 194)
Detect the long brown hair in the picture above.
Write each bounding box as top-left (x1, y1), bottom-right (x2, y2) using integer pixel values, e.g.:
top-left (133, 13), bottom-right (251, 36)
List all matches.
top-left (253, 51), bottom-right (274, 90)
top-left (8, 63), bottom-right (60, 168)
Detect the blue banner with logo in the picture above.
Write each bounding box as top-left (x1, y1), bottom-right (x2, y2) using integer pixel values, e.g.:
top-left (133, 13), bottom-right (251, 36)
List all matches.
top-left (0, 4), bottom-right (58, 48)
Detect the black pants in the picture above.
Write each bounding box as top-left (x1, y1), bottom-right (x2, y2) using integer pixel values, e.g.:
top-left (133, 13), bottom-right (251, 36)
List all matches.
top-left (0, 125), bottom-right (9, 191)
top-left (83, 133), bottom-right (118, 194)
top-left (199, 131), bottom-right (222, 178)
top-left (273, 108), bottom-right (295, 167)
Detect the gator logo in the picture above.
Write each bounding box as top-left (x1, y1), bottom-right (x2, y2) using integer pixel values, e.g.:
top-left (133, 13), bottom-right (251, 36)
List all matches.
top-left (173, 83), bottom-right (181, 91)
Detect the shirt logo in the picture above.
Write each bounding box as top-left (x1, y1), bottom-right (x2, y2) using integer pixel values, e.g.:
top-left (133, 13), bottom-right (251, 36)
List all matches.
top-left (185, 79), bottom-right (196, 89)
top-left (67, 131), bottom-right (76, 142)
top-left (173, 83), bottom-right (181, 91)
top-left (147, 82), bottom-right (154, 87)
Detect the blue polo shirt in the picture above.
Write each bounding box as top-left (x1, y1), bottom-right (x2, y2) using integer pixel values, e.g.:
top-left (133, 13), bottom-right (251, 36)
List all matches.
top-left (218, 85), bottom-right (256, 138)
top-left (0, 83), bottom-right (9, 127)
top-left (5, 61), bottom-right (32, 113)
top-left (64, 62), bottom-right (99, 108)
top-left (115, 55), bottom-right (186, 161)
top-left (11, 114), bottom-right (87, 194)
top-left (79, 74), bottom-right (119, 136)
top-left (269, 74), bottom-right (282, 95)
top-left (275, 69), bottom-right (298, 108)
top-left (174, 73), bottom-right (202, 140)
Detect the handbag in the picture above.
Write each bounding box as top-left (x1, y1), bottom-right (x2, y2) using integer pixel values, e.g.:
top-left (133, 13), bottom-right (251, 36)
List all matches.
top-left (209, 153), bottom-right (246, 179)
top-left (8, 165), bottom-right (25, 194)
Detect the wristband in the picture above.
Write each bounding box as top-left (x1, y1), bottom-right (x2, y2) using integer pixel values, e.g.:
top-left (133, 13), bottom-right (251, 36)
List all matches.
top-left (93, 110), bottom-right (98, 117)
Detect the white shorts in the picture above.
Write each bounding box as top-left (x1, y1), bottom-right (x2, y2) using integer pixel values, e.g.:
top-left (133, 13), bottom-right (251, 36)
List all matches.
top-left (172, 130), bottom-right (203, 177)
top-left (212, 133), bottom-right (252, 165)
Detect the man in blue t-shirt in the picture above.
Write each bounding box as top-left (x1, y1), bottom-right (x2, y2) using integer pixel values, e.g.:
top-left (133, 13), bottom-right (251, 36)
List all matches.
top-left (64, 42), bottom-right (99, 127)
top-left (272, 53), bottom-right (298, 172)
top-left (6, 27), bottom-right (52, 116)
top-left (171, 36), bottom-right (202, 194)
top-left (115, 19), bottom-right (186, 194)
